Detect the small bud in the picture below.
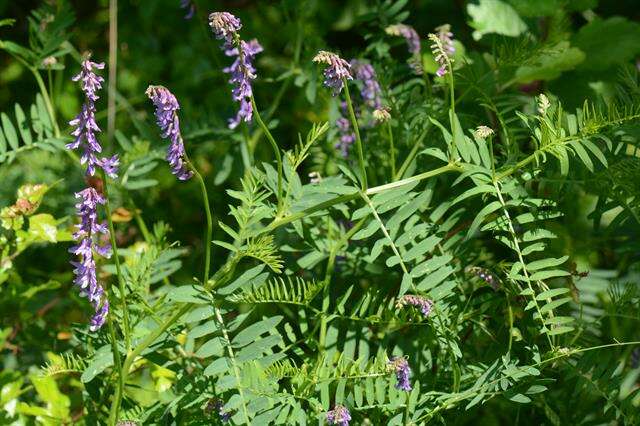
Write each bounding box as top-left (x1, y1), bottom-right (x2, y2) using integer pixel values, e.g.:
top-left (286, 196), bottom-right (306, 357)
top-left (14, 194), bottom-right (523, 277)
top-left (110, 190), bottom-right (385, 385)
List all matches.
top-left (373, 107), bottom-right (391, 123)
top-left (474, 125), bottom-right (494, 138)
top-left (537, 94), bottom-right (550, 115)
top-left (42, 56), bottom-right (57, 68)
top-left (308, 171), bottom-right (322, 184)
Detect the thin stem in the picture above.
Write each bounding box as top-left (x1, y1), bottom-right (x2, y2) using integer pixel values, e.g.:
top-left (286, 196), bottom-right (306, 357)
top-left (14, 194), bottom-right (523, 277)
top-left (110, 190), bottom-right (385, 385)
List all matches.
top-left (187, 159), bottom-right (213, 285)
top-left (107, 0), bottom-right (118, 145)
top-left (395, 123), bottom-right (431, 180)
top-left (342, 80), bottom-right (367, 190)
top-left (250, 95), bottom-right (283, 213)
top-left (318, 248), bottom-right (337, 354)
top-left (105, 306), bottom-right (123, 426)
top-left (31, 67), bottom-right (60, 137)
top-left (215, 306), bottom-right (251, 424)
top-left (100, 170), bottom-right (131, 351)
top-left (387, 120), bottom-right (396, 180)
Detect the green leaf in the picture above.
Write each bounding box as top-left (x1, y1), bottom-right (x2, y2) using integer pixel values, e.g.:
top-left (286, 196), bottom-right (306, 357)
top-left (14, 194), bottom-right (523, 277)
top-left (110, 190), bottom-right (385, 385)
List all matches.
top-left (14, 104), bottom-right (31, 146)
top-left (514, 42), bottom-right (585, 83)
top-left (231, 316), bottom-right (283, 347)
top-left (467, 0), bottom-right (527, 41)
top-left (28, 214), bottom-right (59, 242)
top-left (1, 112), bottom-right (18, 150)
top-left (165, 284), bottom-right (210, 304)
top-left (505, 0), bottom-right (561, 16)
top-left (573, 17), bottom-right (640, 71)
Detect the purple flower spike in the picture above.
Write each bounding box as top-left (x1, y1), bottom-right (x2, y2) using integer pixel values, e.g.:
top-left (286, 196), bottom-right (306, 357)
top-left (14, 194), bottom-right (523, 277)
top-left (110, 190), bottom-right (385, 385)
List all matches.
top-left (209, 12), bottom-right (242, 44)
top-left (146, 85), bottom-right (193, 180)
top-left (313, 51), bottom-right (352, 96)
top-left (386, 24), bottom-right (421, 55)
top-left (180, 0), bottom-right (195, 19)
top-left (429, 24), bottom-right (455, 77)
top-left (396, 294), bottom-right (433, 317)
top-left (326, 405), bottom-right (351, 426)
top-left (223, 38), bottom-right (263, 129)
top-left (350, 60), bottom-right (382, 109)
top-left (69, 187), bottom-right (111, 331)
top-left (68, 59), bottom-right (119, 178)
top-left (388, 357), bottom-right (412, 391)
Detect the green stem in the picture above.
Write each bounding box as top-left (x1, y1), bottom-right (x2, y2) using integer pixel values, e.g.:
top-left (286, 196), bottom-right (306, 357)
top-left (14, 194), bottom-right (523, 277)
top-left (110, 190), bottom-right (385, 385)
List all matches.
top-left (342, 79), bottom-right (367, 190)
top-left (31, 67), bottom-right (60, 138)
top-left (107, 0), bottom-right (118, 145)
top-left (101, 170), bottom-right (131, 351)
top-left (395, 124), bottom-right (431, 180)
top-left (250, 95), bottom-right (283, 213)
top-left (318, 249), bottom-right (337, 354)
top-left (215, 306), bottom-right (251, 424)
top-left (387, 120), bottom-right (396, 180)
top-left (186, 156), bottom-right (213, 285)
top-left (105, 305), bottom-right (124, 426)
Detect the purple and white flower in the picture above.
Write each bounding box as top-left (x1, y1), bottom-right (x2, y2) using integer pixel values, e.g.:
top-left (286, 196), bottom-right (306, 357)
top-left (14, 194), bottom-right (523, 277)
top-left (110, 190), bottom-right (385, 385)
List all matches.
top-left (313, 51), bottom-right (352, 96)
top-left (209, 11), bottom-right (241, 45)
top-left (146, 85), bottom-right (193, 180)
top-left (429, 24), bottom-right (455, 77)
top-left (326, 404), bottom-right (351, 426)
top-left (350, 60), bottom-right (382, 110)
top-left (396, 294), bottom-right (433, 317)
top-left (386, 24), bottom-right (421, 55)
top-left (67, 59), bottom-right (119, 177)
top-left (69, 187), bottom-right (111, 331)
top-left (223, 38), bottom-right (263, 129)
top-left (388, 357), bottom-right (412, 391)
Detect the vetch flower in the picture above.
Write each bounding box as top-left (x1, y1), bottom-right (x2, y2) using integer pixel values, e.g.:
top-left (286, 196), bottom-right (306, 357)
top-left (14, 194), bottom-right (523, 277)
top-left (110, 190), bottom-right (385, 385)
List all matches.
top-left (146, 85), bottom-right (193, 180)
top-left (537, 94), bottom-right (551, 115)
top-left (223, 38), bottom-right (263, 129)
top-left (326, 405), bottom-right (351, 426)
top-left (466, 266), bottom-right (499, 290)
top-left (208, 11), bottom-right (241, 44)
top-left (388, 357), bottom-right (412, 391)
top-left (69, 187), bottom-right (111, 331)
top-left (396, 294), bottom-right (433, 317)
top-left (350, 60), bottom-right (382, 109)
top-left (386, 24), bottom-right (421, 55)
top-left (429, 24), bottom-right (455, 77)
top-left (313, 51), bottom-right (352, 96)
top-left (68, 59), bottom-right (119, 177)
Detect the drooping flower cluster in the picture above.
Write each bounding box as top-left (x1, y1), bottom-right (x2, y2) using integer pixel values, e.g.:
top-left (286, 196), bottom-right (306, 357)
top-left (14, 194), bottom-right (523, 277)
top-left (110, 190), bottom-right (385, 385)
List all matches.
top-left (388, 357), bottom-right (412, 391)
top-left (223, 39), bottom-right (263, 128)
top-left (209, 12), bottom-right (263, 129)
top-left (373, 106), bottom-right (391, 123)
top-left (67, 58), bottom-right (118, 332)
top-left (70, 187), bottom-right (111, 331)
top-left (67, 60), bottom-right (119, 177)
top-left (466, 266), bottom-right (499, 290)
top-left (326, 405), bottom-right (351, 426)
top-left (146, 85), bottom-right (193, 180)
top-left (179, 0), bottom-right (195, 19)
top-left (313, 51), bottom-right (352, 96)
top-left (385, 24), bottom-right (421, 55)
top-left (209, 11), bottom-right (242, 44)
top-left (396, 294), bottom-right (433, 317)
top-left (429, 24), bottom-right (455, 77)
top-left (350, 60), bottom-right (382, 110)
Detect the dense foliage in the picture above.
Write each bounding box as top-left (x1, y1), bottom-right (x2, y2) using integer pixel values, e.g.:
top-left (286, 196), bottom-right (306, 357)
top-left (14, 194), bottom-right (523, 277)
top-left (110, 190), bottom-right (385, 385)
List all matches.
top-left (1, 0), bottom-right (640, 424)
